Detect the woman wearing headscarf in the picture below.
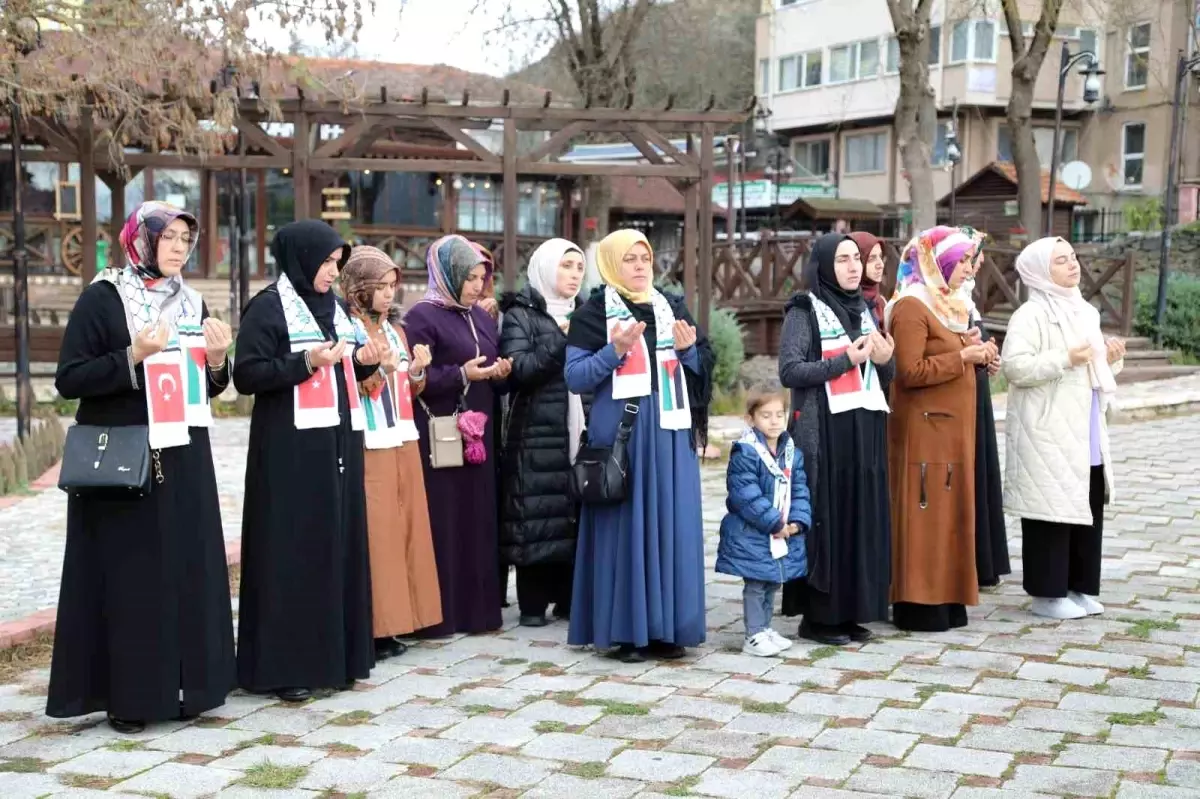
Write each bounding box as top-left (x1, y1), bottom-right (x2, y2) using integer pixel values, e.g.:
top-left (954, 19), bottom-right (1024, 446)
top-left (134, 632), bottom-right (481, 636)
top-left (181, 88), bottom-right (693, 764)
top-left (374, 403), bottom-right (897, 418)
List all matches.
top-left (48, 201), bottom-right (236, 733)
top-left (886, 226), bottom-right (997, 632)
top-left (1002, 237), bottom-right (1125, 619)
top-left (955, 228), bottom-right (1010, 589)
top-left (234, 220), bottom-right (381, 701)
top-left (342, 246), bottom-right (442, 658)
top-left (778, 233), bottom-right (894, 646)
top-left (850, 231), bottom-right (887, 331)
top-left (499, 238), bottom-right (588, 626)
top-left (404, 235), bottom-right (512, 636)
top-left (565, 229), bottom-right (715, 662)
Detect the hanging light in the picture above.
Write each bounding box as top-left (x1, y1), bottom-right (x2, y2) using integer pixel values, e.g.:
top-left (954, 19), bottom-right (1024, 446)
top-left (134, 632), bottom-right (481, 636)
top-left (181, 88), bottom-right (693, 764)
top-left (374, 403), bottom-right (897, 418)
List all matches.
top-left (452, 177), bottom-right (464, 191)
top-left (483, 180), bottom-right (491, 189)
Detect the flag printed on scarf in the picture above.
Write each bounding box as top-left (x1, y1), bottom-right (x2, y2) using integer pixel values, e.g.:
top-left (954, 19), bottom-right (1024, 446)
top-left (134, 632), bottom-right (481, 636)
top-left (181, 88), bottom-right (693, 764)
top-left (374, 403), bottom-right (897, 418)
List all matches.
top-left (605, 286), bottom-right (691, 431)
top-left (353, 316), bottom-right (420, 449)
top-left (824, 344), bottom-right (866, 396)
top-left (144, 347), bottom-right (190, 449)
top-left (178, 321), bottom-right (213, 428)
top-left (812, 296), bottom-right (890, 416)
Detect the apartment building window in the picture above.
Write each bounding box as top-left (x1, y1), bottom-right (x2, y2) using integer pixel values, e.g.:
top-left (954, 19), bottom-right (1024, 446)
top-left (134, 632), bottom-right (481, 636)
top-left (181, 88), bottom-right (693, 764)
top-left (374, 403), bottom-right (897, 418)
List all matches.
top-left (778, 51), bottom-right (822, 91)
top-left (1122, 123), bottom-right (1145, 186)
top-left (805, 51), bottom-right (823, 86)
top-left (996, 125), bottom-right (1078, 167)
top-left (1125, 23), bottom-right (1150, 89)
top-left (829, 39), bottom-right (882, 83)
top-left (949, 20), bottom-right (997, 63)
top-left (758, 58), bottom-right (770, 94)
top-left (883, 27), bottom-right (941, 73)
top-left (929, 26), bottom-right (941, 65)
top-left (1079, 28), bottom-right (1099, 63)
top-left (793, 139), bottom-right (831, 177)
top-left (844, 131), bottom-right (887, 174)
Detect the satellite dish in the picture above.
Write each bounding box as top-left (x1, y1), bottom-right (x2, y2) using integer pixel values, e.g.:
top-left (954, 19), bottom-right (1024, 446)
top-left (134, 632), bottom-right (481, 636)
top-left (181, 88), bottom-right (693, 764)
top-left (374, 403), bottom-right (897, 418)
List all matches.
top-left (1060, 161), bottom-right (1093, 191)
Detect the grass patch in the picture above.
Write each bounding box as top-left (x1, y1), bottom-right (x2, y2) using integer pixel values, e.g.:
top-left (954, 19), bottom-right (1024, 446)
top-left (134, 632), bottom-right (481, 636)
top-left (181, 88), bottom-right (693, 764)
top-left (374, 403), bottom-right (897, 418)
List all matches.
top-left (528, 661), bottom-right (558, 671)
top-left (463, 705), bottom-right (501, 716)
top-left (534, 720), bottom-right (568, 733)
top-left (330, 710), bottom-right (374, 726)
top-left (664, 775), bottom-right (701, 796)
top-left (0, 631), bottom-right (55, 684)
top-left (0, 757), bottom-right (46, 773)
top-left (57, 774), bottom-right (119, 790)
top-left (741, 701), bottom-right (788, 714)
top-left (0, 712), bottom-right (31, 723)
top-left (1107, 710), bottom-right (1165, 726)
top-left (564, 761), bottom-right (608, 779)
top-left (322, 742), bottom-right (363, 755)
top-left (915, 684), bottom-right (958, 701)
top-left (584, 700), bottom-right (650, 716)
top-left (240, 762), bottom-right (308, 789)
top-left (807, 646), bottom-right (838, 662)
top-left (1123, 664), bottom-right (1151, 678)
top-left (1119, 618), bottom-right (1181, 639)
top-left (106, 739), bottom-right (146, 752)
top-left (499, 658), bottom-right (528, 666)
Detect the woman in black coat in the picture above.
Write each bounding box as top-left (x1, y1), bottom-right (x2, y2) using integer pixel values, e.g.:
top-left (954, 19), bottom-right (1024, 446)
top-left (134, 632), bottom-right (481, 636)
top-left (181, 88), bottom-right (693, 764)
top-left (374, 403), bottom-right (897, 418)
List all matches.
top-left (499, 238), bottom-right (588, 626)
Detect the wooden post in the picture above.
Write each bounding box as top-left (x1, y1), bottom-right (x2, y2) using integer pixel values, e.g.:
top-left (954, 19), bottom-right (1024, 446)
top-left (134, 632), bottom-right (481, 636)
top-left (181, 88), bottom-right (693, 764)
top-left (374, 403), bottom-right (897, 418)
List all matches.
top-left (698, 124), bottom-right (715, 332)
top-left (502, 118), bottom-right (518, 291)
top-left (293, 107), bottom-right (311, 220)
top-left (725, 135), bottom-right (736, 242)
top-left (99, 171), bottom-right (126, 270)
top-left (683, 190), bottom-right (698, 314)
top-left (255, 169), bottom-right (267, 277)
top-left (79, 106), bottom-right (97, 281)
top-left (1119, 251), bottom-right (1136, 336)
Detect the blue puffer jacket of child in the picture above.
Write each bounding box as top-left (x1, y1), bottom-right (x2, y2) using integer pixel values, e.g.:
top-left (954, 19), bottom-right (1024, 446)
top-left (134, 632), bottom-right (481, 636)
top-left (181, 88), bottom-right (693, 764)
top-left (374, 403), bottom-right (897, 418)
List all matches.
top-left (716, 429), bottom-right (812, 584)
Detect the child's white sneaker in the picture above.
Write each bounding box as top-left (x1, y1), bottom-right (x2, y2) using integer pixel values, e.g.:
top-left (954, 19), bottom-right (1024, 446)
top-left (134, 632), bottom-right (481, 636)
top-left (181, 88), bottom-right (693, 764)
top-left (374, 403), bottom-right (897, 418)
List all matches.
top-left (765, 629), bottom-right (793, 652)
top-left (742, 632), bottom-right (783, 657)
top-left (1030, 596), bottom-right (1087, 620)
top-left (1067, 591), bottom-right (1104, 615)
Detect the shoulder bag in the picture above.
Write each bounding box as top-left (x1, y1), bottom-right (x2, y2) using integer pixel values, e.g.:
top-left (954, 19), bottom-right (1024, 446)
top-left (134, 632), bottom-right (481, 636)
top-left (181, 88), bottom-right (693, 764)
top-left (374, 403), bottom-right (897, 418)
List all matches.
top-left (571, 402), bottom-right (638, 504)
top-left (58, 425), bottom-right (155, 497)
top-left (418, 310), bottom-right (481, 469)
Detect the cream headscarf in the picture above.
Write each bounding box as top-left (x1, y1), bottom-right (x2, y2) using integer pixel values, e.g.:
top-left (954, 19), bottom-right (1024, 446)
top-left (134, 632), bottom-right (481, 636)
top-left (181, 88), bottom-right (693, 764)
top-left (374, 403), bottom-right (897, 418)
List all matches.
top-left (597, 229), bottom-right (654, 303)
top-left (1015, 237), bottom-right (1116, 395)
top-left (527, 237), bottom-right (584, 322)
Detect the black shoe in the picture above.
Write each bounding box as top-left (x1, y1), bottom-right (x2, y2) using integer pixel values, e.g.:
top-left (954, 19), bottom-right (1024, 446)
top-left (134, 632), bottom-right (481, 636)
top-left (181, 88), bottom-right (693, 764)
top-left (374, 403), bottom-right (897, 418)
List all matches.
top-left (613, 644), bottom-right (647, 663)
top-left (519, 614), bottom-right (549, 627)
top-left (375, 637), bottom-right (403, 659)
top-left (799, 619), bottom-right (850, 646)
top-left (646, 640), bottom-right (686, 660)
top-left (276, 687), bottom-right (312, 703)
top-left (843, 624), bottom-right (874, 643)
top-left (107, 714), bottom-right (145, 734)
top-left (339, 680), bottom-right (356, 692)
top-left (177, 702), bottom-right (198, 722)
top-left (551, 604), bottom-right (570, 621)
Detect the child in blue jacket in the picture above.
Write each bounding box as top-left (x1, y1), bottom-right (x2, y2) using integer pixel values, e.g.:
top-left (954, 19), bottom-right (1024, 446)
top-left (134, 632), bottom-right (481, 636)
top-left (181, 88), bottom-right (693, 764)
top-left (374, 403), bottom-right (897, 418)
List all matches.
top-left (716, 390), bottom-right (812, 657)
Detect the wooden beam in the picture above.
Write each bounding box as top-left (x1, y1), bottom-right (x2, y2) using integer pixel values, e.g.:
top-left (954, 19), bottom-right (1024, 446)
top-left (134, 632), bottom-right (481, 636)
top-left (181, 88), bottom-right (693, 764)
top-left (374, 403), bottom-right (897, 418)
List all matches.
top-left (14, 147), bottom-right (79, 163)
top-left (118, 152), bottom-right (291, 169)
top-left (429, 118), bottom-right (500, 163)
top-left (79, 107), bottom-right (97, 281)
top-left (698, 124), bottom-right (715, 331)
top-left (236, 120), bottom-right (289, 158)
top-left (633, 122), bottom-right (699, 168)
top-left (502, 118), bottom-right (518, 291)
top-left (101, 170), bottom-right (127, 269)
top-left (25, 118), bottom-right (78, 156)
top-left (310, 157), bottom-right (501, 174)
top-left (522, 121), bottom-right (587, 163)
top-left (517, 162), bottom-right (697, 179)
top-left (293, 105), bottom-right (311, 220)
top-left (312, 119), bottom-right (372, 159)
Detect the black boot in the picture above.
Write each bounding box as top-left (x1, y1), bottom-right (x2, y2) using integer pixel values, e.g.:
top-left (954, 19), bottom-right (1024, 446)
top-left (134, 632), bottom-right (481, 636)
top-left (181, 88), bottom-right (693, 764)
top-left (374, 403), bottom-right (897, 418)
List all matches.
top-left (107, 714), bottom-right (145, 734)
top-left (519, 614), bottom-right (549, 627)
top-left (375, 637), bottom-right (403, 659)
top-left (798, 619), bottom-right (850, 646)
top-left (276, 687), bottom-right (312, 703)
top-left (842, 623), bottom-right (874, 643)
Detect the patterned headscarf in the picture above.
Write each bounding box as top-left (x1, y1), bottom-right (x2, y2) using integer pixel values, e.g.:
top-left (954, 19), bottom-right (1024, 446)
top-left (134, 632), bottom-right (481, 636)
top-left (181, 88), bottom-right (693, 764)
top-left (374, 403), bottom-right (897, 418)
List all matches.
top-left (597, 229), bottom-right (654, 303)
top-left (118, 200), bottom-right (198, 279)
top-left (423, 234), bottom-right (489, 310)
top-left (342, 245), bottom-right (401, 317)
top-left (885, 226), bottom-right (974, 333)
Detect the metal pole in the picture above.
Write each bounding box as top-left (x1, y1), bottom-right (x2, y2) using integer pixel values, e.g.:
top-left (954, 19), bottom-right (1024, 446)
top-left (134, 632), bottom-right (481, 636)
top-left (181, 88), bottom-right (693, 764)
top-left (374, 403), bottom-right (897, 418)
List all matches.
top-left (238, 133), bottom-right (251, 326)
top-left (739, 119), bottom-right (748, 239)
top-left (1046, 41), bottom-right (1070, 238)
top-left (950, 159), bottom-right (958, 226)
top-left (726, 138), bottom-right (736, 241)
top-left (11, 81), bottom-right (31, 442)
top-left (1155, 52), bottom-right (1189, 344)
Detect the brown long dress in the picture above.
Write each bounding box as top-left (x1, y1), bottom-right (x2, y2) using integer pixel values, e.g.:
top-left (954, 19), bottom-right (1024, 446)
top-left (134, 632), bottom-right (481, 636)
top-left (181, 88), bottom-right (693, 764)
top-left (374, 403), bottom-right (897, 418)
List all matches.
top-left (359, 318), bottom-right (443, 636)
top-left (888, 297), bottom-right (978, 632)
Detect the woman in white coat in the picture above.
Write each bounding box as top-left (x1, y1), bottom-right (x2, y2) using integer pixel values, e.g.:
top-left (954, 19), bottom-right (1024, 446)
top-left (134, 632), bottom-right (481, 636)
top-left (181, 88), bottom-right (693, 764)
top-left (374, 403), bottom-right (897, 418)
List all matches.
top-left (1001, 237), bottom-right (1125, 620)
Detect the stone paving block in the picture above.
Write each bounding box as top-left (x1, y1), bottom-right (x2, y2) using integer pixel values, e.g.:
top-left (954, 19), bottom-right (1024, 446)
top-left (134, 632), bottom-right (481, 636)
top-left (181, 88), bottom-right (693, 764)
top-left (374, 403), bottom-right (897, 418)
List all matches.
top-left (513, 699), bottom-right (606, 725)
top-left (360, 775), bottom-right (477, 798)
top-left (199, 692), bottom-right (277, 720)
top-left (948, 789), bottom-right (1057, 799)
top-left (1115, 784), bottom-right (1200, 799)
top-left (860, 640), bottom-right (946, 659)
top-left (440, 715), bottom-right (540, 747)
top-left (521, 731), bottom-right (625, 763)
top-left (845, 765), bottom-right (960, 799)
top-left (295, 722), bottom-right (407, 751)
top-left (208, 743), bottom-right (327, 771)
top-left (633, 666), bottom-right (725, 691)
top-left (579, 681), bottom-right (676, 704)
top-left (867, 707), bottom-right (969, 738)
top-left (1160, 706), bottom-right (1200, 728)
top-left (839, 679), bottom-right (923, 701)
top-left (0, 733), bottom-right (106, 762)
top-left (692, 652), bottom-right (778, 676)
top-left (369, 735), bottom-right (476, 767)
top-left (520, 772), bottom-right (646, 799)
top-left (650, 695), bottom-right (742, 723)
top-left (903, 743), bottom-right (1012, 777)
top-left (722, 710), bottom-right (827, 739)
top-left (920, 692), bottom-right (1018, 716)
top-left (114, 762), bottom-right (240, 798)
top-left (1004, 764), bottom-right (1119, 798)
top-left (1108, 724), bottom-right (1200, 750)
top-left (811, 727), bottom-right (918, 759)
top-left (0, 771), bottom-right (70, 799)
top-left (1165, 759), bottom-right (1200, 788)
top-left (143, 726), bottom-right (263, 757)
top-left (890, 665), bottom-right (981, 688)
top-left (936, 650), bottom-right (1024, 673)
top-left (1058, 648), bottom-right (1149, 670)
top-left (690, 766), bottom-right (795, 799)
top-left (1015, 662), bottom-right (1108, 687)
top-left (1009, 707), bottom-right (1110, 735)
top-left (56, 790), bottom-right (175, 799)
top-left (607, 749), bottom-right (715, 781)
top-left (296, 756), bottom-right (401, 792)
top-left (1054, 743), bottom-right (1169, 772)
top-left (586, 714), bottom-right (690, 740)
top-left (819, 652), bottom-right (902, 672)
top-left (1107, 677), bottom-right (1199, 703)
top-left (506, 673), bottom-right (597, 693)
top-left (371, 703), bottom-right (467, 730)
top-left (440, 657), bottom-right (529, 682)
top-left (957, 725), bottom-right (1064, 754)
top-left (444, 685), bottom-right (539, 710)
top-left (773, 784), bottom-right (886, 799)
top-left (758, 664), bottom-right (844, 688)
top-left (1056, 692), bottom-right (1160, 714)
top-left (708, 677), bottom-right (798, 704)
top-left (787, 692), bottom-right (883, 719)
top-left (230, 707), bottom-right (336, 736)
top-left (440, 752), bottom-right (556, 788)
top-left (970, 677), bottom-right (1065, 702)
top-left (47, 747), bottom-right (175, 778)
top-left (665, 728), bottom-right (769, 759)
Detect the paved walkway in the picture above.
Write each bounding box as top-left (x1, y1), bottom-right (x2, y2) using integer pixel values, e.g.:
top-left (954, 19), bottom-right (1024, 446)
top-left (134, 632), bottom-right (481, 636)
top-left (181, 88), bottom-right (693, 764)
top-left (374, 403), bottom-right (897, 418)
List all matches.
top-left (0, 413), bottom-right (1198, 797)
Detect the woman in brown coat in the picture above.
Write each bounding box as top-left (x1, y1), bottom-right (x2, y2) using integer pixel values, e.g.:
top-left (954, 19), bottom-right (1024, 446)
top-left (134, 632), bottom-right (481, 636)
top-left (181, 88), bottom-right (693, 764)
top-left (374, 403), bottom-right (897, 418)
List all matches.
top-left (343, 246), bottom-right (443, 657)
top-left (885, 227), bottom-right (997, 632)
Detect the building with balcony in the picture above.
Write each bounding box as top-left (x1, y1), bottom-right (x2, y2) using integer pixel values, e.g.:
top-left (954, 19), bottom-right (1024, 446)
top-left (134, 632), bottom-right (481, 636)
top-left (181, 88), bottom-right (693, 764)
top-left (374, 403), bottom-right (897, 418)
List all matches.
top-left (755, 0), bottom-right (1200, 237)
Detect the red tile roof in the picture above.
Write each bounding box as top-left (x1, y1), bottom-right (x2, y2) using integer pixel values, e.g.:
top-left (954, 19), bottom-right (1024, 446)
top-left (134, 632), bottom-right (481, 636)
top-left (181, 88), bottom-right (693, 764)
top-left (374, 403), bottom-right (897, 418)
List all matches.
top-left (992, 161), bottom-right (1088, 205)
top-left (610, 176), bottom-right (724, 216)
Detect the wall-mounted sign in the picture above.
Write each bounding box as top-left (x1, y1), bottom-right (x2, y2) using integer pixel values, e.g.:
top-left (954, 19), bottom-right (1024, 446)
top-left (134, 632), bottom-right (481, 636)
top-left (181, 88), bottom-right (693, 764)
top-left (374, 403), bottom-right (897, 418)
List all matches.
top-left (54, 181), bottom-right (80, 221)
top-left (711, 179), bottom-right (836, 210)
top-left (320, 186), bottom-right (352, 221)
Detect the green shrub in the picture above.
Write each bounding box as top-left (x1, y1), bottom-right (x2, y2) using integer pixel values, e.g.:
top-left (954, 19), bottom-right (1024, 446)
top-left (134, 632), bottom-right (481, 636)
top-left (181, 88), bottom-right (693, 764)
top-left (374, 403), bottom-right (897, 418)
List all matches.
top-left (656, 280), bottom-right (745, 393)
top-left (1125, 198), bottom-right (1164, 232)
top-left (1133, 273), bottom-right (1200, 357)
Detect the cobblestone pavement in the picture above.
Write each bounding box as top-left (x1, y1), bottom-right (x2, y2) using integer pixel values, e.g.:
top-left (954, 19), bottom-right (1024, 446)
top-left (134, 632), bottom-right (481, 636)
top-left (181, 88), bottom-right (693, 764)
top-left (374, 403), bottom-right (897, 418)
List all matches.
top-left (0, 415), bottom-right (1198, 797)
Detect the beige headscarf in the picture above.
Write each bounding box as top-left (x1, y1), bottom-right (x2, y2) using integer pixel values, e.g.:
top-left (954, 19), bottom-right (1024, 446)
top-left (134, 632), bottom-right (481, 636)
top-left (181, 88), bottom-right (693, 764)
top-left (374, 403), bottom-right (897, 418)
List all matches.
top-left (597, 229), bottom-right (654, 303)
top-left (1015, 237), bottom-right (1116, 395)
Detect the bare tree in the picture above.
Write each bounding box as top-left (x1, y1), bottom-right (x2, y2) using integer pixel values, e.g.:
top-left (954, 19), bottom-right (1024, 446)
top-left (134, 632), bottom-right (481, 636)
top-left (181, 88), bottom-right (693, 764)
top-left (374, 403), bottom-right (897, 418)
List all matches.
top-left (887, 0), bottom-right (938, 232)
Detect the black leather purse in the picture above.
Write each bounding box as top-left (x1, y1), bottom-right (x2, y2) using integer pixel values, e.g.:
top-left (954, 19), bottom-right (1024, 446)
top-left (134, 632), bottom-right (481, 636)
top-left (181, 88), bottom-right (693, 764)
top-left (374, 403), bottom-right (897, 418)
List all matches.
top-left (571, 403), bottom-right (637, 504)
top-left (58, 425), bottom-right (153, 497)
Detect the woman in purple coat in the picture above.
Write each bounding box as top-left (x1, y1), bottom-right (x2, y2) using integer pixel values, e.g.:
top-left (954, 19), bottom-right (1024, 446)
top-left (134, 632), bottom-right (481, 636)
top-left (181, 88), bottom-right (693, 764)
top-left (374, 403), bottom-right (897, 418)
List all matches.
top-left (405, 235), bottom-right (512, 636)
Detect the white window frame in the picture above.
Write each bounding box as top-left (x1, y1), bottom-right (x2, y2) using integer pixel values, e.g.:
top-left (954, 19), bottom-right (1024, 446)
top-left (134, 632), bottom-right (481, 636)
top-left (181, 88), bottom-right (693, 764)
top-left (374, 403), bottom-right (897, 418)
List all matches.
top-left (1078, 28), bottom-right (1100, 65)
top-left (758, 58), bottom-right (770, 94)
top-left (884, 27), bottom-right (941, 73)
top-left (792, 138), bottom-right (832, 178)
top-left (844, 131), bottom-right (888, 175)
top-left (1125, 22), bottom-right (1150, 90)
top-left (949, 19), bottom-right (998, 64)
top-left (802, 50), bottom-right (823, 88)
top-left (928, 25), bottom-right (942, 66)
top-left (777, 51), bottom-right (823, 93)
top-left (827, 39), bottom-right (882, 84)
top-left (885, 36), bottom-right (900, 74)
top-left (1121, 122), bottom-right (1145, 187)
top-left (828, 43), bottom-right (856, 84)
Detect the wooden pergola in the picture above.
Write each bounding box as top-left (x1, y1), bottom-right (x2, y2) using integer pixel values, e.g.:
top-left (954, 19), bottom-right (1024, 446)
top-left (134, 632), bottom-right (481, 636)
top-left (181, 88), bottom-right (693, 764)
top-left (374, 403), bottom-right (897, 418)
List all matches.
top-left (12, 91), bottom-right (751, 328)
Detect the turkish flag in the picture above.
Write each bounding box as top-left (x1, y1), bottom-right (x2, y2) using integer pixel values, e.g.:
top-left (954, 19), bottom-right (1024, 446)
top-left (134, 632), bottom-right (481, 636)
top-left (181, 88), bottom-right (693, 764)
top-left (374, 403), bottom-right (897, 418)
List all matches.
top-left (298, 363), bottom-right (336, 410)
top-left (612, 323), bottom-right (649, 377)
top-left (397, 374), bottom-right (414, 421)
top-left (824, 345), bottom-right (865, 396)
top-left (342, 355), bottom-right (361, 411)
top-left (146, 361), bottom-right (186, 423)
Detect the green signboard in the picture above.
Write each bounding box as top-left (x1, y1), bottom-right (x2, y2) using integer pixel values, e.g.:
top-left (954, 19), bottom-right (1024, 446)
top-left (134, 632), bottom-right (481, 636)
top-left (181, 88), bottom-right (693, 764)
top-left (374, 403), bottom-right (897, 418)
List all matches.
top-left (712, 179), bottom-right (837, 209)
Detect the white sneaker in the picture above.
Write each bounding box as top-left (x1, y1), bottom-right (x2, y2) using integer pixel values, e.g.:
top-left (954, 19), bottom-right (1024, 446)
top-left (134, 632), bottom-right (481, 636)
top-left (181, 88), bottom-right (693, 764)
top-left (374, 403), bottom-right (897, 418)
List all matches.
top-left (765, 629), bottom-right (793, 652)
top-left (742, 632), bottom-right (784, 657)
top-left (1030, 596), bottom-right (1087, 620)
top-left (1068, 591), bottom-right (1105, 616)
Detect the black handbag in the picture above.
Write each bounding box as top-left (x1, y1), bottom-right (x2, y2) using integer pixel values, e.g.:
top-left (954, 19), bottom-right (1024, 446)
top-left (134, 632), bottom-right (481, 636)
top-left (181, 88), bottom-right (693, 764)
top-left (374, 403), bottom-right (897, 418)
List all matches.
top-left (571, 403), bottom-right (638, 504)
top-left (58, 425), bottom-right (154, 497)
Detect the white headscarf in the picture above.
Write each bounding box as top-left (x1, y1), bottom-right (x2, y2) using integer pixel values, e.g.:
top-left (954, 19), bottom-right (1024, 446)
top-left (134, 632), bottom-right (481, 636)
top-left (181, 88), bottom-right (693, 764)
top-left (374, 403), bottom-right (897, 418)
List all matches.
top-left (524, 237), bottom-right (587, 462)
top-left (1015, 237), bottom-right (1116, 395)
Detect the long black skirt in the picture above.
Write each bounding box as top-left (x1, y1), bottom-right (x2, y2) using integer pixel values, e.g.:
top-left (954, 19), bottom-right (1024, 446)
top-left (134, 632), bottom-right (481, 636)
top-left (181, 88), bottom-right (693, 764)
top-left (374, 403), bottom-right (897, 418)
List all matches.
top-left (974, 372), bottom-right (1010, 587)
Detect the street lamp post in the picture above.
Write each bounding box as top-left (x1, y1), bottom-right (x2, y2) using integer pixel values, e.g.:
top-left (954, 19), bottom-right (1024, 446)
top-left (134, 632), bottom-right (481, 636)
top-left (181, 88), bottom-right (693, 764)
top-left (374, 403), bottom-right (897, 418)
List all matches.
top-left (1046, 41), bottom-right (1104, 237)
top-left (1154, 50), bottom-right (1200, 344)
top-left (753, 106), bottom-right (772, 233)
top-left (945, 99), bottom-right (962, 226)
top-left (8, 15), bottom-right (42, 443)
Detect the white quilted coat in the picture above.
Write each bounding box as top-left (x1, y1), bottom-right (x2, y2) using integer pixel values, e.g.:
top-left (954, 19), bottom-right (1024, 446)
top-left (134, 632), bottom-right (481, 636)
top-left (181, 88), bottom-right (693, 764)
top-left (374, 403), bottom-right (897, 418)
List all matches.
top-left (1000, 302), bottom-right (1122, 525)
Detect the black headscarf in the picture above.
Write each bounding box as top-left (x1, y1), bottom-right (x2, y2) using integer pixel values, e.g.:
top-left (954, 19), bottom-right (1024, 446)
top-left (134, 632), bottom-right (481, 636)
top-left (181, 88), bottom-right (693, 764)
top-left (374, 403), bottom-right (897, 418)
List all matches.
top-left (804, 232), bottom-right (868, 339)
top-left (270, 220), bottom-right (350, 332)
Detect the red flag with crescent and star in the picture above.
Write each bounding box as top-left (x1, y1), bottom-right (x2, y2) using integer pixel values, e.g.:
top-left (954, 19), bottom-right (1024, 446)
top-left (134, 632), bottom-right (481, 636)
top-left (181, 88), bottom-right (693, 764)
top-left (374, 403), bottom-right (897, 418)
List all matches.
top-left (298, 364), bottom-right (337, 410)
top-left (146, 361), bottom-right (186, 423)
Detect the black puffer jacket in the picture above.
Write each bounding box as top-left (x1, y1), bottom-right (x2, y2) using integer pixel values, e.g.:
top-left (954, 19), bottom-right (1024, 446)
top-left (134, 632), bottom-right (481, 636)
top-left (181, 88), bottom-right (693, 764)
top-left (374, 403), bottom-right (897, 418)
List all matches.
top-left (498, 285), bottom-right (590, 567)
